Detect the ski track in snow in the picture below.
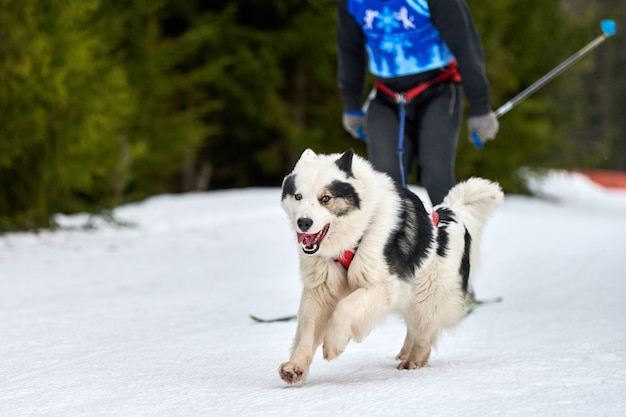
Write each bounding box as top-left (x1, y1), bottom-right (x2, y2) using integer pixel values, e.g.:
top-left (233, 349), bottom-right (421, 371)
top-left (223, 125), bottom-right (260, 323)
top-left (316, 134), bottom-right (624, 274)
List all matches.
top-left (1, 174), bottom-right (626, 416)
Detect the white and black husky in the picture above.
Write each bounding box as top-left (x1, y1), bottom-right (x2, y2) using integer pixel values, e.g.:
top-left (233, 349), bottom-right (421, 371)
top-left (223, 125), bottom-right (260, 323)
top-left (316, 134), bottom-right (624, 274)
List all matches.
top-left (279, 149), bottom-right (503, 384)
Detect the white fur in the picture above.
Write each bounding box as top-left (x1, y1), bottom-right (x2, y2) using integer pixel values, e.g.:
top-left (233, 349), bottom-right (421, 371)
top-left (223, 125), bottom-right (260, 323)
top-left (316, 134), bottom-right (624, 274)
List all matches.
top-left (279, 149), bottom-right (503, 384)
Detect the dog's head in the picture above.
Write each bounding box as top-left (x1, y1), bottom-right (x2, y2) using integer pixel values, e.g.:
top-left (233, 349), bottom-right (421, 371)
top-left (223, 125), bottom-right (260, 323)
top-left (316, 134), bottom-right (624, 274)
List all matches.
top-left (281, 149), bottom-right (361, 256)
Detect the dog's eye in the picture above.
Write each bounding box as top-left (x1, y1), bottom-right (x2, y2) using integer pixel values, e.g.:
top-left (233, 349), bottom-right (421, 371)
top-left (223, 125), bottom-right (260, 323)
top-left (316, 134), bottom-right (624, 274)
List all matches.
top-left (294, 193), bottom-right (302, 201)
top-left (320, 195), bottom-right (332, 204)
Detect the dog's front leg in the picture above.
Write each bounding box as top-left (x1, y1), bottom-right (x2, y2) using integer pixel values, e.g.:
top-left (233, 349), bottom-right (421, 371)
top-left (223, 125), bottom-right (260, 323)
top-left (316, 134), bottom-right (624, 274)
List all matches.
top-left (323, 284), bottom-right (393, 360)
top-left (279, 285), bottom-right (336, 384)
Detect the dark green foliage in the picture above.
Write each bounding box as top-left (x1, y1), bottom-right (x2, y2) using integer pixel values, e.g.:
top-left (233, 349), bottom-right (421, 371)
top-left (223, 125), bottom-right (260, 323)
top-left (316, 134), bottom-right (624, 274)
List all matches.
top-left (571, 0), bottom-right (626, 170)
top-left (459, 0), bottom-right (594, 193)
top-left (0, 0), bottom-right (623, 232)
top-left (93, 0), bottom-right (222, 197)
top-left (200, 0), bottom-right (354, 189)
top-left (0, 1), bottom-right (133, 230)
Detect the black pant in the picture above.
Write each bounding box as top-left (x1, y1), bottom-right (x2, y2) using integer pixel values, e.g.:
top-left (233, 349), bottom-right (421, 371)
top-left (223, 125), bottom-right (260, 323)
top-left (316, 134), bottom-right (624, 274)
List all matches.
top-left (366, 81), bottom-right (462, 206)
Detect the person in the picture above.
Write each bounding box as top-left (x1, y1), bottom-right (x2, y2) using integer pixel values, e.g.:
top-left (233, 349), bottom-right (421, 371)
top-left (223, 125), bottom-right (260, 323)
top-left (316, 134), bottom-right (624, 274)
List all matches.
top-left (337, 0), bottom-right (499, 205)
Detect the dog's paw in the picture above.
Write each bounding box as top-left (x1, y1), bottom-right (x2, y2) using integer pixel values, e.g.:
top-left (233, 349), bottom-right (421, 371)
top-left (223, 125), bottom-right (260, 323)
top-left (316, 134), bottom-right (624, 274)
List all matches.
top-left (397, 359), bottom-right (428, 370)
top-left (322, 341), bottom-right (345, 360)
top-left (279, 362), bottom-right (307, 384)
top-left (323, 317), bottom-right (353, 360)
top-left (395, 350), bottom-right (410, 362)
top-left (322, 331), bottom-right (350, 360)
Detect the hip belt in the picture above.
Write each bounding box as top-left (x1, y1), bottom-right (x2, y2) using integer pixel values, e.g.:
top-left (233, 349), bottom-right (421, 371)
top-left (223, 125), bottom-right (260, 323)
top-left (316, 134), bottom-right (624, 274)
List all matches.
top-left (374, 61), bottom-right (462, 104)
top-left (373, 61), bottom-right (461, 187)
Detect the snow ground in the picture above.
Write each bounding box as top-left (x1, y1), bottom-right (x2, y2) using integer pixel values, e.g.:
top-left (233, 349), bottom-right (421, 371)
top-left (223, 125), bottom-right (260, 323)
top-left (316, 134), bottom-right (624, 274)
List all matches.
top-left (1, 171), bottom-right (625, 417)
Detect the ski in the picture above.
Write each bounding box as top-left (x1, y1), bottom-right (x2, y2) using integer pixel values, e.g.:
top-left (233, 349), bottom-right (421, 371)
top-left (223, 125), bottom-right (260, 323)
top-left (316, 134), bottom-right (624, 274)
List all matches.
top-left (465, 296), bottom-right (503, 316)
top-left (249, 314), bottom-right (297, 323)
top-left (250, 297), bottom-right (501, 323)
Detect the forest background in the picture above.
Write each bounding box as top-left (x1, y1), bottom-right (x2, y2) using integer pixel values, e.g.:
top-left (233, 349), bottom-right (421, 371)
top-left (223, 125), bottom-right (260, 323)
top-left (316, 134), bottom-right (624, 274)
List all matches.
top-left (0, 0), bottom-right (623, 231)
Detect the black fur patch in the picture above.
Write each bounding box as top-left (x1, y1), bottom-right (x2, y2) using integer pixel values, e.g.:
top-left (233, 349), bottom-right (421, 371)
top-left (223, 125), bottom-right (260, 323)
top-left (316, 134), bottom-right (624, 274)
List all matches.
top-left (281, 174), bottom-right (296, 200)
top-left (335, 149), bottom-right (355, 178)
top-left (327, 180), bottom-right (361, 215)
top-left (434, 207), bottom-right (456, 257)
top-left (460, 228), bottom-right (472, 293)
top-left (384, 185), bottom-right (435, 281)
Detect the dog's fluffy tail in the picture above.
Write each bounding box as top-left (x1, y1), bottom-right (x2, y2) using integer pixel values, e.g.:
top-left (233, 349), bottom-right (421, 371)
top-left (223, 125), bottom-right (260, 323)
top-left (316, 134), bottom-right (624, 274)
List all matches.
top-left (440, 177), bottom-right (504, 240)
top-left (439, 178), bottom-right (504, 290)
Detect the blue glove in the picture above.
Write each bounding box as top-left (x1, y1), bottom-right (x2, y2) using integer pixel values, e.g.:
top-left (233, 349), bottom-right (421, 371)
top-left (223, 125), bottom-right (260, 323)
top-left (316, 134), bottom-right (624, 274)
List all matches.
top-left (342, 110), bottom-right (367, 141)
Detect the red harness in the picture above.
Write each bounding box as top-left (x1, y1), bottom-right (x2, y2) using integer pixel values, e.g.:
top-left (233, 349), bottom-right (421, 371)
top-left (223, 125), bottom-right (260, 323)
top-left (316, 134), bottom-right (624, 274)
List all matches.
top-left (335, 248), bottom-right (355, 270)
top-left (375, 61), bottom-right (462, 187)
top-left (431, 211), bottom-right (440, 226)
top-left (335, 211), bottom-right (440, 269)
top-left (375, 61), bottom-right (462, 104)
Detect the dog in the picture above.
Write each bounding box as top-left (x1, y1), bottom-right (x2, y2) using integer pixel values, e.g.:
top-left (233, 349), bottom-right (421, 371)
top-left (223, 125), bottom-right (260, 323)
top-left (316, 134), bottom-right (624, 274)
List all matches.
top-left (278, 148), bottom-right (503, 384)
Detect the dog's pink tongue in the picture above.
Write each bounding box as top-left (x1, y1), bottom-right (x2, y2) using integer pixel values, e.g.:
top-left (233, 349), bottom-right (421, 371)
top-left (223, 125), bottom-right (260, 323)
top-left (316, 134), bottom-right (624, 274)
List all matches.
top-left (297, 233), bottom-right (315, 246)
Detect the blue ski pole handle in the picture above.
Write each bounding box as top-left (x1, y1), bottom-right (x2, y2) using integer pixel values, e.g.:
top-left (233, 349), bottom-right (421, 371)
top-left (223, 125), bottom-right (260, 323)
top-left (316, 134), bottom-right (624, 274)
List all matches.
top-left (471, 19), bottom-right (616, 150)
top-left (356, 126), bottom-right (367, 142)
top-left (601, 19), bottom-right (616, 37)
top-left (471, 131), bottom-right (484, 149)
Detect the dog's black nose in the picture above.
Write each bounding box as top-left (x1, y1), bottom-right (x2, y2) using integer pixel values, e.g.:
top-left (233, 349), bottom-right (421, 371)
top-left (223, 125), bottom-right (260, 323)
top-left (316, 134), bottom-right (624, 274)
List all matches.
top-left (297, 217), bottom-right (313, 232)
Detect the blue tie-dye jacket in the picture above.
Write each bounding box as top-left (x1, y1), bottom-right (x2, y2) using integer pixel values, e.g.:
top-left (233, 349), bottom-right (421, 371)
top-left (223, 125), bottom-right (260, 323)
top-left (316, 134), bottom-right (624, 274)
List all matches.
top-left (337, 0), bottom-right (491, 116)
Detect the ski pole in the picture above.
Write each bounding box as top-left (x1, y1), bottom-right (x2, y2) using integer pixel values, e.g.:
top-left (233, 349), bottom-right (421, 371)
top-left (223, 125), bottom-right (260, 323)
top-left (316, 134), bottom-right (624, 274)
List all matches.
top-left (472, 19), bottom-right (617, 148)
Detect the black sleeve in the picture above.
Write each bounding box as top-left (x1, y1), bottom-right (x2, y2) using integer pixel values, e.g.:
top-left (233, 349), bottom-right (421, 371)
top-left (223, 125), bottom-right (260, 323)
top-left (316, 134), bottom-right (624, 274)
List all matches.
top-left (336, 0), bottom-right (368, 111)
top-left (428, 0), bottom-right (492, 116)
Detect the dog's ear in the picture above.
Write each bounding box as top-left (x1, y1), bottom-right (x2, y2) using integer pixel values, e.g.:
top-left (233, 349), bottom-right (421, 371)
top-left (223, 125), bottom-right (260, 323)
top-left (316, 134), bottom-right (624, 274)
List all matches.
top-left (281, 174), bottom-right (296, 200)
top-left (295, 148), bottom-right (318, 167)
top-left (335, 149), bottom-right (354, 178)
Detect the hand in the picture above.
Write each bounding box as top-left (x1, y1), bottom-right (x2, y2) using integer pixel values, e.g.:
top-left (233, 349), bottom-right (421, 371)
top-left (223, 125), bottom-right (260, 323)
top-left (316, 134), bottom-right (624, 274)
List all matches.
top-left (468, 111), bottom-right (499, 145)
top-left (342, 110), bottom-right (367, 141)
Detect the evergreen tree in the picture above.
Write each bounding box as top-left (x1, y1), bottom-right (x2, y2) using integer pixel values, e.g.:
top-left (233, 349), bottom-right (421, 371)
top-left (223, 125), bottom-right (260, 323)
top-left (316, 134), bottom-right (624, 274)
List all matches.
top-left (571, 0), bottom-right (626, 171)
top-left (94, 0), bottom-right (222, 196)
top-left (200, 0), bottom-right (348, 189)
top-left (459, 0), bottom-right (593, 192)
top-left (0, 0), bottom-right (133, 230)
top-left (0, 0), bottom-right (616, 232)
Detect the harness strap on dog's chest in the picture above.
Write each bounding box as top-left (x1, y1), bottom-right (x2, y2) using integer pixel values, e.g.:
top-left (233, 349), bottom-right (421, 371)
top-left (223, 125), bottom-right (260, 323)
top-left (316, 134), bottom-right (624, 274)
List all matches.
top-left (335, 248), bottom-right (356, 269)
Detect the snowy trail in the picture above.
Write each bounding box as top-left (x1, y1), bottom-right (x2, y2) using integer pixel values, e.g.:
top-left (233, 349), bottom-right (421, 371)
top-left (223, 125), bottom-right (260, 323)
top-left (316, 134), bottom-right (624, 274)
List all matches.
top-left (1, 173), bottom-right (625, 416)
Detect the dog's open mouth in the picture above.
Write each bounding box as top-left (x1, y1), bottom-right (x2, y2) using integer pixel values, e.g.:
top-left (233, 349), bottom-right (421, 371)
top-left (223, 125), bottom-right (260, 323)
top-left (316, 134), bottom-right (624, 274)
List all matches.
top-left (296, 224), bottom-right (330, 254)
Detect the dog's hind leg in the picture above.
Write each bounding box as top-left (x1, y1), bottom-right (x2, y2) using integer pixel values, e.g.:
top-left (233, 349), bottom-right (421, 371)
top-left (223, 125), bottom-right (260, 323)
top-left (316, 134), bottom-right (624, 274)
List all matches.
top-left (396, 305), bottom-right (441, 370)
top-left (396, 339), bottom-right (433, 369)
top-left (396, 328), bottom-right (440, 370)
top-left (395, 329), bottom-right (414, 362)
